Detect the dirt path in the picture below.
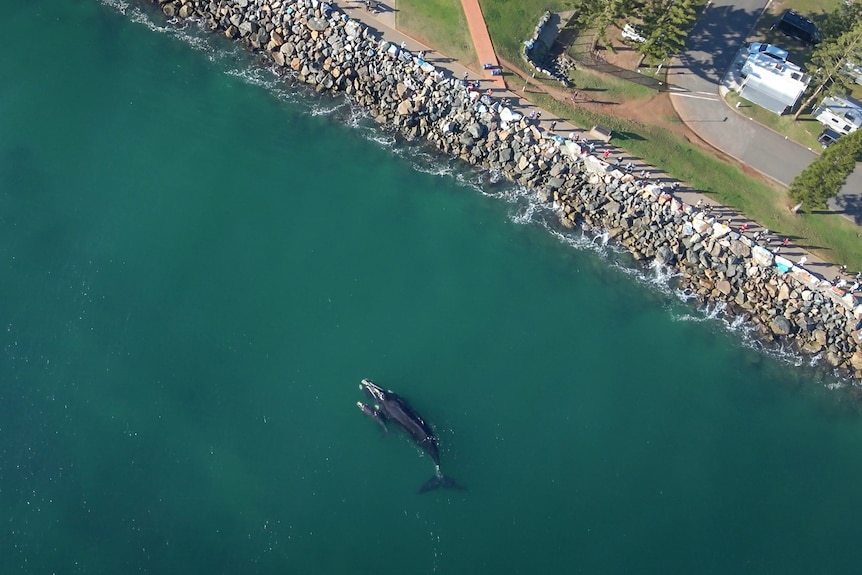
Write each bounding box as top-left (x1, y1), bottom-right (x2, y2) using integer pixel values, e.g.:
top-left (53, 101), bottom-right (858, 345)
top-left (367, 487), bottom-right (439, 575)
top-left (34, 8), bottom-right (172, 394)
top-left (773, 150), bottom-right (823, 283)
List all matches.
top-left (458, 0), bottom-right (504, 86)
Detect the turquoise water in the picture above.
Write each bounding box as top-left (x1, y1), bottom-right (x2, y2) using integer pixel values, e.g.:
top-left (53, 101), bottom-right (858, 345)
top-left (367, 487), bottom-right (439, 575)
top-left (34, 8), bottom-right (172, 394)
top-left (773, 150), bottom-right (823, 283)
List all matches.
top-left (2, 2), bottom-right (862, 573)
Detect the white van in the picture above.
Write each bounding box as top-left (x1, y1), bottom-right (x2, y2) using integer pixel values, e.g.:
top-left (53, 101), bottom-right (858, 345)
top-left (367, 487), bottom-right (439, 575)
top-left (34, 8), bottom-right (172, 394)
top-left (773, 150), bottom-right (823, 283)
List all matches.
top-left (622, 24), bottom-right (646, 43)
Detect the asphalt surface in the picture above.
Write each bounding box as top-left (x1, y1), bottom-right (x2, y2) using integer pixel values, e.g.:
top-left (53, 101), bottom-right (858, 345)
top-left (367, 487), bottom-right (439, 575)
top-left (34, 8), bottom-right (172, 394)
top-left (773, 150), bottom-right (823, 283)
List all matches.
top-left (334, 0), bottom-right (852, 280)
top-left (668, 0), bottom-right (862, 223)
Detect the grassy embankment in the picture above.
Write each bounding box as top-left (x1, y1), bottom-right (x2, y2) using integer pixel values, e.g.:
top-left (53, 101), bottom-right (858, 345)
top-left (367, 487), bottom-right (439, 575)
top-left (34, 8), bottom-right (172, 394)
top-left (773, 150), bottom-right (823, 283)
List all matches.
top-left (394, 0), bottom-right (862, 269)
top-left (528, 91), bottom-right (862, 268)
top-left (395, 0), bottom-right (478, 68)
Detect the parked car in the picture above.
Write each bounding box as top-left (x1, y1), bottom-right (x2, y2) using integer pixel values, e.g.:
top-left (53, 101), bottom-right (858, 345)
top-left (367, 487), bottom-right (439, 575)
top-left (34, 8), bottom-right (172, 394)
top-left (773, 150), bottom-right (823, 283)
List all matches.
top-left (621, 24), bottom-right (646, 43)
top-left (747, 42), bottom-right (789, 62)
top-left (772, 10), bottom-right (822, 46)
top-left (818, 127), bottom-right (842, 148)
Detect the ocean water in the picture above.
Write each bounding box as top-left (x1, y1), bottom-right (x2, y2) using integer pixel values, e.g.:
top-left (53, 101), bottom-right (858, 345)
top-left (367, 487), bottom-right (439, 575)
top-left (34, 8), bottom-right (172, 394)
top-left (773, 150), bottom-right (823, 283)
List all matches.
top-left (2, 2), bottom-right (862, 573)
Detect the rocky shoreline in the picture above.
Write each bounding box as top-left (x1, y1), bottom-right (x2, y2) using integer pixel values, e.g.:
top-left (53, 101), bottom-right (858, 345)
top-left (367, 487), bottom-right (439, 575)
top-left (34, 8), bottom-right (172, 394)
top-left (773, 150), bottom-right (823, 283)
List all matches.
top-left (142, 0), bottom-right (862, 380)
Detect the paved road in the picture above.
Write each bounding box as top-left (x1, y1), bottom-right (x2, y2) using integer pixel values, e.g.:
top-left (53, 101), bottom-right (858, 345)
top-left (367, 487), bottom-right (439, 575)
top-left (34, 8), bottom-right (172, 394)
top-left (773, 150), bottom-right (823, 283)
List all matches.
top-left (333, 0), bottom-right (851, 280)
top-left (668, 0), bottom-right (862, 223)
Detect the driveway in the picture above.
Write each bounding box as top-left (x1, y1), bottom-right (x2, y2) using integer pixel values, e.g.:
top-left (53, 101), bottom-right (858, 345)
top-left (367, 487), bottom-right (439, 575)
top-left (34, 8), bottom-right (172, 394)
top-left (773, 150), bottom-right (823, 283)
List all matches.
top-left (668, 0), bottom-right (862, 223)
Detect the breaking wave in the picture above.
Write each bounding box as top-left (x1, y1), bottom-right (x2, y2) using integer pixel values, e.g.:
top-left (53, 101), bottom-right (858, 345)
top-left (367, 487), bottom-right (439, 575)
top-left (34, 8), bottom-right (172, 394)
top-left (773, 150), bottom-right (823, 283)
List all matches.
top-left (102, 0), bottom-right (853, 388)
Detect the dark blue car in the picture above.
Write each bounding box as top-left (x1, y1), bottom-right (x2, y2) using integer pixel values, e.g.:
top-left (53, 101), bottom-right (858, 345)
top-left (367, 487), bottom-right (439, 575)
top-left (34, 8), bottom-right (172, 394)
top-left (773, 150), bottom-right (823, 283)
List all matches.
top-left (773, 10), bottom-right (822, 46)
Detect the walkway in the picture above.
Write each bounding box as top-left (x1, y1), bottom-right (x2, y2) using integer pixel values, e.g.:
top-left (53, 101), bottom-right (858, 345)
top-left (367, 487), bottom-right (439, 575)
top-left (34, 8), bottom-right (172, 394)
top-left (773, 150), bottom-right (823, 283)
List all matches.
top-left (334, 0), bottom-right (852, 285)
top-left (459, 0), bottom-right (504, 86)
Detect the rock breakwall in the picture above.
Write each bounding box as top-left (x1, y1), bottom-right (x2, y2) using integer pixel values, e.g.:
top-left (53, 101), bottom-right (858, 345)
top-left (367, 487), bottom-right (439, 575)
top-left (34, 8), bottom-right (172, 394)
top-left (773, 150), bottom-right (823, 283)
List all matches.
top-left (142, 0), bottom-right (862, 380)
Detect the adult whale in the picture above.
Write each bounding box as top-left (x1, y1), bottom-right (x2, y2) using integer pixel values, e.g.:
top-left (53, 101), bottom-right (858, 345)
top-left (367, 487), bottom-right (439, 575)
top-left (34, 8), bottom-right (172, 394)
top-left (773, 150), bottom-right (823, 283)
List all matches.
top-left (358, 379), bottom-right (462, 493)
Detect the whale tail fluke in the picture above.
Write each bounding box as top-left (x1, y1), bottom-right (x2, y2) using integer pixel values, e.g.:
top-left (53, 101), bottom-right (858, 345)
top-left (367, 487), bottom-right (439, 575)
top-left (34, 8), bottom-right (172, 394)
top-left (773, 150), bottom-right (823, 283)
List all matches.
top-left (418, 468), bottom-right (465, 494)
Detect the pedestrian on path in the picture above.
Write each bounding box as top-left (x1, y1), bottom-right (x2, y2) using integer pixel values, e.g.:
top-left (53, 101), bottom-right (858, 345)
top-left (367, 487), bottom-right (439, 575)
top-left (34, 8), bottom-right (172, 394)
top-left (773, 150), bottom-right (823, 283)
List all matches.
top-left (782, 237), bottom-right (789, 247)
top-left (550, 121), bottom-right (557, 131)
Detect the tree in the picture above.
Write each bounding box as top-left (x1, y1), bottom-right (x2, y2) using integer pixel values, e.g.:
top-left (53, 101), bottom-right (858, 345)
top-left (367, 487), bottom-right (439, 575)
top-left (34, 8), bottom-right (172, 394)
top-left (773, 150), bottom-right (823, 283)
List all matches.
top-left (635, 0), bottom-right (697, 66)
top-left (575, 0), bottom-right (634, 49)
top-left (819, 2), bottom-right (862, 39)
top-left (793, 20), bottom-right (862, 120)
top-left (788, 129), bottom-right (862, 210)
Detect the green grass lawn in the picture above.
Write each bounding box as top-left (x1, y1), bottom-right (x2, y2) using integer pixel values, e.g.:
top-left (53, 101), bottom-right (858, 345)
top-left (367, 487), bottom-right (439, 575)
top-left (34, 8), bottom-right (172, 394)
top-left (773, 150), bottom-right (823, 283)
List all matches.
top-left (725, 92), bottom-right (823, 151)
top-left (568, 66), bottom-right (657, 102)
top-left (478, 0), bottom-right (578, 64)
top-left (393, 0), bottom-right (862, 268)
top-left (395, 0), bottom-right (477, 67)
top-left (519, 90), bottom-right (862, 270)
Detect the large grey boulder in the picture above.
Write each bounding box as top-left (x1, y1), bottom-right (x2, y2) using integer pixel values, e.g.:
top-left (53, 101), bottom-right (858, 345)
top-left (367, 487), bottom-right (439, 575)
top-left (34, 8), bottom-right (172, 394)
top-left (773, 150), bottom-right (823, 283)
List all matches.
top-left (238, 21), bottom-right (259, 37)
top-left (308, 17), bottom-right (329, 32)
top-left (467, 122), bottom-right (486, 139)
top-left (769, 316), bottom-right (793, 336)
top-left (547, 177), bottom-right (566, 190)
top-left (655, 244), bottom-right (675, 265)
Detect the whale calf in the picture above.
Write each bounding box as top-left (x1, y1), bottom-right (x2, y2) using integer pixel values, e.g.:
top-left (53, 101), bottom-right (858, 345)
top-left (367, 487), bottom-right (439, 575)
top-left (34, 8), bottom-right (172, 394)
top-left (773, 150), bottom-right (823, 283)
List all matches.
top-left (358, 378), bottom-right (462, 493)
top-left (356, 401), bottom-right (388, 432)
